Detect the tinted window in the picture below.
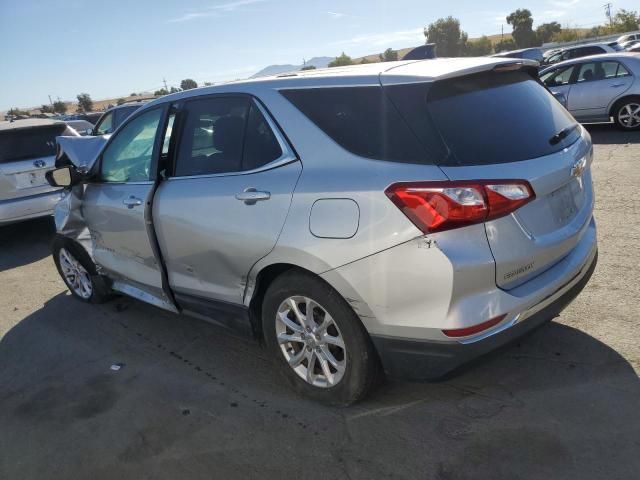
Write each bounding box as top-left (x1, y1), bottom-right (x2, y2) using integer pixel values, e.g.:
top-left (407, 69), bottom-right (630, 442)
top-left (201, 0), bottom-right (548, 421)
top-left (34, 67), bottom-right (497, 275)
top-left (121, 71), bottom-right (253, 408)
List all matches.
top-left (242, 103), bottom-right (282, 170)
top-left (174, 97), bottom-right (249, 176)
top-left (101, 109), bottom-right (161, 182)
top-left (281, 86), bottom-right (434, 164)
top-left (0, 124), bottom-right (67, 163)
top-left (410, 72), bottom-right (579, 166)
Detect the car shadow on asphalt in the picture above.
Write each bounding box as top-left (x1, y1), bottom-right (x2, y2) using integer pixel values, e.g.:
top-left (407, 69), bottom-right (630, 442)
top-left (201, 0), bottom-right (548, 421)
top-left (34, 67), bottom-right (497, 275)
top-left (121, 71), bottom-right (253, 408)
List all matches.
top-left (585, 123), bottom-right (640, 145)
top-left (0, 217), bottom-right (55, 272)
top-left (1, 293), bottom-right (639, 479)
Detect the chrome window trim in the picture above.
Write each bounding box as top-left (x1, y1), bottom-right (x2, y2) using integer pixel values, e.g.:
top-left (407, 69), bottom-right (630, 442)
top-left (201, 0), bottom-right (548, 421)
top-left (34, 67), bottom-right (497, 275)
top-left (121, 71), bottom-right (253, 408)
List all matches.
top-left (168, 96), bottom-right (299, 181)
top-left (165, 156), bottom-right (299, 181)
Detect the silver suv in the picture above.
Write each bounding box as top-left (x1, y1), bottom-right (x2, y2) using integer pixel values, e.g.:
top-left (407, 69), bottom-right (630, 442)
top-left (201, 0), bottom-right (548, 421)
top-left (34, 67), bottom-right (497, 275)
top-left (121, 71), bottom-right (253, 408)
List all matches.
top-left (47, 58), bottom-right (598, 404)
top-left (0, 119), bottom-right (76, 225)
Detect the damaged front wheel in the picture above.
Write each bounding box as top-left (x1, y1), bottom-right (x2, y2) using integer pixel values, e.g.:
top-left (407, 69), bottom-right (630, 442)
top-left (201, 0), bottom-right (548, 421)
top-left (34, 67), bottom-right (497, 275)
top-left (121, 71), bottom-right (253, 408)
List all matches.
top-left (53, 236), bottom-right (112, 303)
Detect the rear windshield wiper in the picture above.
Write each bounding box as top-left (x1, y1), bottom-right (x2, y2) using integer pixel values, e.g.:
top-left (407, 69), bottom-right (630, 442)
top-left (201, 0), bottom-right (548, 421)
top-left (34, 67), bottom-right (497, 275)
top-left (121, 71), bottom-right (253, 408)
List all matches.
top-left (549, 123), bottom-right (579, 145)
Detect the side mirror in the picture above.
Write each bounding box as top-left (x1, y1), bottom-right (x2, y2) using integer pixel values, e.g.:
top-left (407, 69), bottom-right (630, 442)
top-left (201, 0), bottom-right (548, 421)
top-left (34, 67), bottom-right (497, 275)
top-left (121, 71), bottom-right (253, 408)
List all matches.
top-left (84, 128), bottom-right (94, 136)
top-left (46, 166), bottom-right (74, 188)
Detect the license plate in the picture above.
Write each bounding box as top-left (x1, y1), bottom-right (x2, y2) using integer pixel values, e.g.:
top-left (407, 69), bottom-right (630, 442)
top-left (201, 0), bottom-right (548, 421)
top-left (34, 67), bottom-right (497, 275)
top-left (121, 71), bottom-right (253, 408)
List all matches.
top-left (14, 171), bottom-right (47, 189)
top-left (550, 183), bottom-right (578, 225)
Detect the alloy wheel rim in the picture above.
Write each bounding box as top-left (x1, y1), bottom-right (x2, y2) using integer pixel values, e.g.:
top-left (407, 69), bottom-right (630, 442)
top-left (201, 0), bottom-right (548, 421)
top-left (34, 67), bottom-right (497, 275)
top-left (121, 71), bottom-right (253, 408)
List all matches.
top-left (59, 248), bottom-right (93, 299)
top-left (276, 296), bottom-right (347, 388)
top-left (618, 103), bottom-right (640, 128)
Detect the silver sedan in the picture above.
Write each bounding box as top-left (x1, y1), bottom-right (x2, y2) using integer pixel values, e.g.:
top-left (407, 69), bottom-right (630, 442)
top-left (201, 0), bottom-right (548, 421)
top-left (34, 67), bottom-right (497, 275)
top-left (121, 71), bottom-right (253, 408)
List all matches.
top-left (540, 53), bottom-right (640, 130)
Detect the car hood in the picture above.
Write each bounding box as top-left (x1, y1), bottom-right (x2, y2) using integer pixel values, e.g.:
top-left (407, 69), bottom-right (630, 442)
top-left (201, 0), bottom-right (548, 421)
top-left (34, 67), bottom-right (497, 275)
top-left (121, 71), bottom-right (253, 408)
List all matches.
top-left (55, 134), bottom-right (110, 170)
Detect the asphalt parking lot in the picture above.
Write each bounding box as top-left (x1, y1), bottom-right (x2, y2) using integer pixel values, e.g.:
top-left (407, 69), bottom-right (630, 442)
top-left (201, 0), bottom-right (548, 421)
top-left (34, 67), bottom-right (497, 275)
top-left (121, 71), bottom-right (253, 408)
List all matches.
top-left (1, 124), bottom-right (639, 480)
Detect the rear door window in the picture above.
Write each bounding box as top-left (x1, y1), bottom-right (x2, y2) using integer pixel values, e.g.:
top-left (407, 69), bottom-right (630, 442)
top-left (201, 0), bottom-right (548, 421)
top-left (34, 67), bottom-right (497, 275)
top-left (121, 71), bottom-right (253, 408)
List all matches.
top-left (174, 96), bottom-right (249, 176)
top-left (173, 97), bottom-right (285, 176)
top-left (242, 103), bottom-right (283, 170)
top-left (0, 124), bottom-right (67, 163)
top-left (577, 62), bottom-right (598, 82)
top-left (386, 71), bottom-right (580, 166)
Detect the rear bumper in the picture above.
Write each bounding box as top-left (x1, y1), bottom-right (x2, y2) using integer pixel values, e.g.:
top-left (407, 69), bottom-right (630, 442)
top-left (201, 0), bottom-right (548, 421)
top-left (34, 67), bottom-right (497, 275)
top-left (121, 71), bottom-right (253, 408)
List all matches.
top-left (0, 190), bottom-right (64, 225)
top-left (371, 249), bottom-right (597, 381)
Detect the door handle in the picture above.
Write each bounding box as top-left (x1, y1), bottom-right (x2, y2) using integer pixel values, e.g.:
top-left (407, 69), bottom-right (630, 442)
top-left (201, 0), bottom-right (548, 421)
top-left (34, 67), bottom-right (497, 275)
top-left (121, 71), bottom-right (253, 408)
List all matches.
top-left (123, 196), bottom-right (143, 208)
top-left (235, 188), bottom-right (271, 205)
top-left (610, 83), bottom-right (626, 88)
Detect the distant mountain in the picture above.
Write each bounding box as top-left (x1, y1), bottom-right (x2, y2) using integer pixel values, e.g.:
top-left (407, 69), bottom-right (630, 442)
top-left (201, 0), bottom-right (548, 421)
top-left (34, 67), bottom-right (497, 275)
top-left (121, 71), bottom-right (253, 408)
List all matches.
top-left (250, 56), bottom-right (334, 78)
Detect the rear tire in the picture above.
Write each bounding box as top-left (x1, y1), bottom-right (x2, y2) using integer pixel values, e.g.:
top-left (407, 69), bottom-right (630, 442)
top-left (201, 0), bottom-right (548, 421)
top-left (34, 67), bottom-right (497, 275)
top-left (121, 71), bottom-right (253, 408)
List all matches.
top-left (262, 270), bottom-right (379, 406)
top-left (52, 235), bottom-right (112, 304)
top-left (612, 97), bottom-right (640, 130)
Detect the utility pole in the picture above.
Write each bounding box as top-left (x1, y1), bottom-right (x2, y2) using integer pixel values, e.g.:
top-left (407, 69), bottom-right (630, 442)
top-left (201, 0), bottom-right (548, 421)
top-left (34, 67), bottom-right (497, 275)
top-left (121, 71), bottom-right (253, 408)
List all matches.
top-left (501, 24), bottom-right (504, 41)
top-left (163, 78), bottom-right (168, 91)
top-left (604, 3), bottom-right (613, 28)
top-left (48, 95), bottom-right (53, 107)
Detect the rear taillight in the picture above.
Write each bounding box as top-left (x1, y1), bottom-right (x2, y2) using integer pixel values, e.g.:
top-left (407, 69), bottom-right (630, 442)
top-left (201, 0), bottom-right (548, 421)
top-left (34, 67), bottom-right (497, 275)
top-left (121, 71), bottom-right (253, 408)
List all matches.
top-left (385, 180), bottom-right (535, 233)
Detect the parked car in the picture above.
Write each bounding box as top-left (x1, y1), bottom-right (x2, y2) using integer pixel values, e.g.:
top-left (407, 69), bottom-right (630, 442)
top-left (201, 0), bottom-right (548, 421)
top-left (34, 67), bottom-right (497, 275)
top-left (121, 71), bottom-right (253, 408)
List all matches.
top-left (492, 48), bottom-right (543, 63)
top-left (540, 53), bottom-right (640, 129)
top-left (627, 44), bottom-right (640, 53)
top-left (543, 42), bottom-right (621, 66)
top-left (0, 119), bottom-right (77, 225)
top-left (87, 102), bottom-right (147, 137)
top-left (617, 32), bottom-right (640, 45)
top-left (46, 58), bottom-right (597, 404)
top-left (62, 112), bottom-right (103, 125)
top-left (64, 119), bottom-right (94, 136)
top-left (621, 40), bottom-right (640, 50)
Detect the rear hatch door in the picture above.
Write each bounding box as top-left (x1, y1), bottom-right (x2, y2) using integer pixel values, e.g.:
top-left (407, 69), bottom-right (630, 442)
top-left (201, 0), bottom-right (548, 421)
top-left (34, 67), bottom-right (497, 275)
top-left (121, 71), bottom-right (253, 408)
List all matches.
top-left (0, 123), bottom-right (69, 200)
top-left (383, 65), bottom-right (593, 289)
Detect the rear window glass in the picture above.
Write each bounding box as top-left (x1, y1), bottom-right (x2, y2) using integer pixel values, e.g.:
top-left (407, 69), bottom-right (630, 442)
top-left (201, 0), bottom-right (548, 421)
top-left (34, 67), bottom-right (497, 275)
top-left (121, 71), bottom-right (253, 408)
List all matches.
top-left (388, 72), bottom-right (580, 166)
top-left (0, 124), bottom-right (67, 163)
top-left (281, 86), bottom-right (436, 164)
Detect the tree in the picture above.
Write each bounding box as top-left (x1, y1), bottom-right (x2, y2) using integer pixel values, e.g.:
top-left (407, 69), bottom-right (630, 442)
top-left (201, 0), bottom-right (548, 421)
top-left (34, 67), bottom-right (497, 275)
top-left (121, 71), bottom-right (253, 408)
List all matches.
top-left (506, 9), bottom-right (540, 48)
top-left (380, 48), bottom-right (398, 62)
top-left (154, 88), bottom-right (169, 96)
top-left (300, 65), bottom-right (316, 70)
top-left (536, 22), bottom-right (562, 44)
top-left (40, 104), bottom-right (53, 113)
top-left (52, 101), bottom-right (67, 114)
top-left (360, 57), bottom-right (371, 64)
top-left (328, 52), bottom-right (354, 67)
top-left (612, 9), bottom-right (639, 33)
top-left (7, 108), bottom-right (29, 116)
top-left (76, 93), bottom-right (93, 112)
top-left (425, 17), bottom-right (468, 57)
top-left (169, 86), bottom-right (181, 94)
top-left (552, 28), bottom-right (580, 43)
top-left (204, 81), bottom-right (214, 86)
top-left (130, 93), bottom-right (138, 97)
top-left (116, 98), bottom-right (126, 105)
top-left (465, 36), bottom-right (492, 56)
top-left (494, 38), bottom-right (517, 53)
top-left (180, 78), bottom-right (198, 90)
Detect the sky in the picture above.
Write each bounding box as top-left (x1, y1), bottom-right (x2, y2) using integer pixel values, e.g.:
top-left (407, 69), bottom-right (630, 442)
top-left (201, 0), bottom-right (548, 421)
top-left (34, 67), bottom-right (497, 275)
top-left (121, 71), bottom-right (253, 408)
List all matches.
top-left (1, 0), bottom-right (637, 110)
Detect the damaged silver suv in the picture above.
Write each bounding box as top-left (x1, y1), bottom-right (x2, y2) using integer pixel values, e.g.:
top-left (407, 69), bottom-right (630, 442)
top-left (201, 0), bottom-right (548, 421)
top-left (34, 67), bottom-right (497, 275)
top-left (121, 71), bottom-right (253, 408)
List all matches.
top-left (47, 58), bottom-right (597, 404)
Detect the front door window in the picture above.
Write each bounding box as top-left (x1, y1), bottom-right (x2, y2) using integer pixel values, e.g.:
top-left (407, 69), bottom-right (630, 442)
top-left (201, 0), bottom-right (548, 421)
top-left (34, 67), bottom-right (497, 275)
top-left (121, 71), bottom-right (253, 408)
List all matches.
top-left (100, 109), bottom-right (162, 183)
